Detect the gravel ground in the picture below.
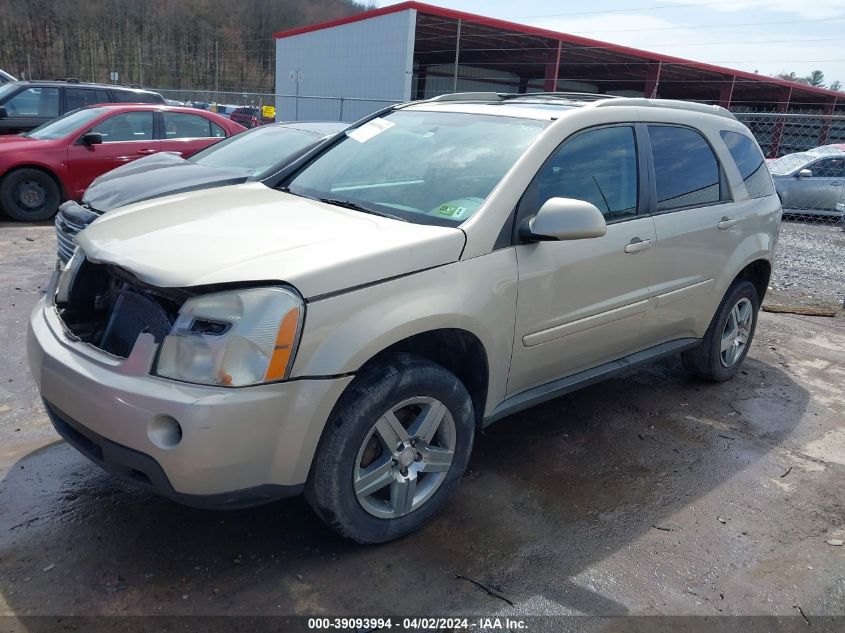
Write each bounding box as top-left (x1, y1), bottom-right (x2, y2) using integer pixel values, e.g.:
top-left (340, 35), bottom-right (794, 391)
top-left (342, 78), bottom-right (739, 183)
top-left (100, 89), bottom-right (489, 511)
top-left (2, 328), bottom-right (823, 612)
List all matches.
top-left (769, 219), bottom-right (844, 309)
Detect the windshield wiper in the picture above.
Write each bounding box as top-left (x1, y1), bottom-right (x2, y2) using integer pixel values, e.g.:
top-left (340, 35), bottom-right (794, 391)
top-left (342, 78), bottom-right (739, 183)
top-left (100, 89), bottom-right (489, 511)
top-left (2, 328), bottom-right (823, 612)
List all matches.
top-left (318, 197), bottom-right (408, 222)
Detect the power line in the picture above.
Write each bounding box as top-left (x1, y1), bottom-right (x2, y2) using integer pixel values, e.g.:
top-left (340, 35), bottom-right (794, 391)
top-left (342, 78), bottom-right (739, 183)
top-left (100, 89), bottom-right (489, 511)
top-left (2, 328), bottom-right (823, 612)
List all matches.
top-left (549, 16), bottom-right (845, 34)
top-left (645, 36), bottom-right (845, 47)
top-left (514, 1), bottom-right (753, 19)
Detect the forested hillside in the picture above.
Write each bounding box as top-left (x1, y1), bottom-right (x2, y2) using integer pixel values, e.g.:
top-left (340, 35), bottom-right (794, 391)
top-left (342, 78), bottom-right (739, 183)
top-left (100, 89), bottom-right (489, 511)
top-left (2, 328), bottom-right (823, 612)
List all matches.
top-left (0, 0), bottom-right (368, 92)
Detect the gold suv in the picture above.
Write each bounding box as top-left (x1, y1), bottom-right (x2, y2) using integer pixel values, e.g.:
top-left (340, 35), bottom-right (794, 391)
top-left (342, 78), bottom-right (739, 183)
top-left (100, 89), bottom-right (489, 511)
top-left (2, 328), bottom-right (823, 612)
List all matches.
top-left (28, 93), bottom-right (781, 542)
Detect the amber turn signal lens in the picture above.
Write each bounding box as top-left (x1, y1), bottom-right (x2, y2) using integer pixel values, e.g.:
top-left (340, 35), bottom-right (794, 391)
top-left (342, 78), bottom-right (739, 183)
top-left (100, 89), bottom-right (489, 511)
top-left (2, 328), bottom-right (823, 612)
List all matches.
top-left (264, 307), bottom-right (300, 381)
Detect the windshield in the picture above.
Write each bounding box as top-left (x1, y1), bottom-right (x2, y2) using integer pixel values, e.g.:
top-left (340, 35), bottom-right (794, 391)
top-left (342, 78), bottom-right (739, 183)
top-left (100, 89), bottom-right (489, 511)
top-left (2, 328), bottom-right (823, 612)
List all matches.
top-left (26, 107), bottom-right (108, 140)
top-left (767, 152), bottom-right (821, 175)
top-left (0, 83), bottom-right (17, 100)
top-left (190, 125), bottom-right (324, 175)
top-left (284, 110), bottom-right (548, 226)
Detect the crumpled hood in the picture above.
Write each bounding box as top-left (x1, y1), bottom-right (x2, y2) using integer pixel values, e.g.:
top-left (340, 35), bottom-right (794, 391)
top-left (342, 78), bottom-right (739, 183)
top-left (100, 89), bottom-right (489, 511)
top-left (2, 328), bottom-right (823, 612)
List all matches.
top-left (76, 183), bottom-right (466, 298)
top-left (83, 152), bottom-right (246, 212)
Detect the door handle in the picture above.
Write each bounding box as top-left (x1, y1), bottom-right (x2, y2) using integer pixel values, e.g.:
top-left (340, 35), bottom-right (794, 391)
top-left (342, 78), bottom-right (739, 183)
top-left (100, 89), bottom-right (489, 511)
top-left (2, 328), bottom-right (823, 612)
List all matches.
top-left (717, 217), bottom-right (737, 230)
top-left (624, 237), bottom-right (653, 253)
top-left (136, 149), bottom-right (157, 155)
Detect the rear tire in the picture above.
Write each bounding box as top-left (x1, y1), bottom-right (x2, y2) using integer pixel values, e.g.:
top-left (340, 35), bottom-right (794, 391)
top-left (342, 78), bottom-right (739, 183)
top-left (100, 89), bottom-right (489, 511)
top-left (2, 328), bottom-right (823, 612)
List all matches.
top-left (0, 168), bottom-right (61, 221)
top-left (682, 280), bottom-right (759, 382)
top-left (305, 353), bottom-right (475, 544)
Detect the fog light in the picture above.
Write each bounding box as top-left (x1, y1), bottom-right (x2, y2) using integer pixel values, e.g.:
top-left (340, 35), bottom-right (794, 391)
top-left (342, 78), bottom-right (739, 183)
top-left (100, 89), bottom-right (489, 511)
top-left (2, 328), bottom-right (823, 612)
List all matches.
top-left (147, 415), bottom-right (182, 449)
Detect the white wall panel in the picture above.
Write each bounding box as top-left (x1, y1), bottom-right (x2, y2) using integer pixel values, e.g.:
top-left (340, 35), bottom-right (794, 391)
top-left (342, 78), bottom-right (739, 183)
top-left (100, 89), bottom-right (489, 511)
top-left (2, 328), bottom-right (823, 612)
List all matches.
top-left (275, 9), bottom-right (416, 121)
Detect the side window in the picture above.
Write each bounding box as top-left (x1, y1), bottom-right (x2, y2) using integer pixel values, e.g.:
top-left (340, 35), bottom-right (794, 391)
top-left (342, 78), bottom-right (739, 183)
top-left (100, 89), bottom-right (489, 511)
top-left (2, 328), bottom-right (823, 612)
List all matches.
top-left (649, 125), bottom-right (723, 211)
top-left (527, 125), bottom-right (639, 221)
top-left (720, 130), bottom-right (775, 199)
top-left (163, 112), bottom-right (214, 138)
top-left (812, 158), bottom-right (845, 178)
top-left (3, 87), bottom-right (59, 117)
top-left (89, 111), bottom-right (154, 142)
top-left (66, 88), bottom-right (109, 111)
top-left (210, 121), bottom-right (226, 138)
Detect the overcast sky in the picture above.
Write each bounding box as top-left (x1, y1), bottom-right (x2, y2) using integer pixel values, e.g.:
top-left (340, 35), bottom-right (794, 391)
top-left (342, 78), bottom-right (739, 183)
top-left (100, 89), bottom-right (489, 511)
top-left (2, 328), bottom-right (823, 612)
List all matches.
top-left (379, 0), bottom-right (845, 86)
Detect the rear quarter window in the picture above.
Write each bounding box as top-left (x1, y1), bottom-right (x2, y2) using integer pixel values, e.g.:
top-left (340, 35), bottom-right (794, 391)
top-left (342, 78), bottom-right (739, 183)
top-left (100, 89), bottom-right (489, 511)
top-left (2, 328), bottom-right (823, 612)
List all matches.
top-left (720, 130), bottom-right (775, 199)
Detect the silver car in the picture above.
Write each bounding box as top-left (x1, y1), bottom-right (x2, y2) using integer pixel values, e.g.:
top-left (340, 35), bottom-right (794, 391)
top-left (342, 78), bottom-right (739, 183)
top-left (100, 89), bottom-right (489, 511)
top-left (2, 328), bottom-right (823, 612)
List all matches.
top-left (769, 149), bottom-right (845, 218)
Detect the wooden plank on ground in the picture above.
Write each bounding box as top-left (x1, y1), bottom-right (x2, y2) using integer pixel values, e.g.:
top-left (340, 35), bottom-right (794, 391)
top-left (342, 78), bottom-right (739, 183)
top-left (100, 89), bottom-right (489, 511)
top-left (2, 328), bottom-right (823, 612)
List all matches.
top-left (762, 304), bottom-right (837, 317)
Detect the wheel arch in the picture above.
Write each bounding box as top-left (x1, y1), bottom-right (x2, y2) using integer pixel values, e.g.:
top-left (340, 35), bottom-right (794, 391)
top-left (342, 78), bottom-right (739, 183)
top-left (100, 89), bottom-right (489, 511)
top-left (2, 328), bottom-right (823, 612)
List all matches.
top-left (733, 258), bottom-right (772, 304)
top-left (358, 328), bottom-right (490, 428)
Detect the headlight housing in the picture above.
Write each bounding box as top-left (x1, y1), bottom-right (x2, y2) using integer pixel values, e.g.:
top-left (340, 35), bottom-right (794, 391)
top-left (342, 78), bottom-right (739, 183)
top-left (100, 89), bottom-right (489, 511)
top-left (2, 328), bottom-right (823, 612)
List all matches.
top-left (155, 286), bottom-right (303, 387)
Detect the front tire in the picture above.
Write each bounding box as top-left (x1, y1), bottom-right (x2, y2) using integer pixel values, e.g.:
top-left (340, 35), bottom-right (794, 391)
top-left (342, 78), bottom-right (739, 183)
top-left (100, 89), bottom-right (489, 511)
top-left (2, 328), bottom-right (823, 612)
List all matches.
top-left (682, 280), bottom-right (760, 382)
top-left (0, 168), bottom-right (61, 221)
top-left (305, 353), bottom-right (475, 544)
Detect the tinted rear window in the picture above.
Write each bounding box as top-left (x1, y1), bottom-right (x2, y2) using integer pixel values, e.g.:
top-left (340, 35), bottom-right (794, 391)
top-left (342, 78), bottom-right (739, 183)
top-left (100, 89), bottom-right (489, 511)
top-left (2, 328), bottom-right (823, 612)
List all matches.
top-left (648, 125), bottom-right (724, 211)
top-left (720, 130), bottom-right (775, 198)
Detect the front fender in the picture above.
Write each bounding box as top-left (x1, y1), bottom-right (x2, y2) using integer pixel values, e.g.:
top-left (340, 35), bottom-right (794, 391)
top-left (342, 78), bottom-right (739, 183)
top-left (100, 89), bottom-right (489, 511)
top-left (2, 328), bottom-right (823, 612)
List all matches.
top-left (291, 249), bottom-right (518, 418)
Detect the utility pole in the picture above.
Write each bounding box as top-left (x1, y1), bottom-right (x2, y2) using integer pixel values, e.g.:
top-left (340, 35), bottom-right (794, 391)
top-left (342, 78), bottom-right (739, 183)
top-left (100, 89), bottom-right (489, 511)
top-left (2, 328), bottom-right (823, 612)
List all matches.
top-left (90, 48), bottom-right (95, 82)
top-left (138, 46), bottom-right (142, 86)
top-left (26, 53), bottom-right (31, 80)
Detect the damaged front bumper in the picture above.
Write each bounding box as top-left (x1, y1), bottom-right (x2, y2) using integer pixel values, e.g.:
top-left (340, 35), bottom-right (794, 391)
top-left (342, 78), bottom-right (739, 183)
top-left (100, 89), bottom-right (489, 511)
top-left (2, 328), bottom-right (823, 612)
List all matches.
top-left (27, 273), bottom-right (352, 507)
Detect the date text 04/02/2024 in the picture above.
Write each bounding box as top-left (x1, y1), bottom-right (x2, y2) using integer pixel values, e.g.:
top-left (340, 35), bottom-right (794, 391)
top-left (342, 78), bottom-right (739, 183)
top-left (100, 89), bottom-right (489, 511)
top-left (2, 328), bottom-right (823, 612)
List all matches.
top-left (307, 617), bottom-right (528, 630)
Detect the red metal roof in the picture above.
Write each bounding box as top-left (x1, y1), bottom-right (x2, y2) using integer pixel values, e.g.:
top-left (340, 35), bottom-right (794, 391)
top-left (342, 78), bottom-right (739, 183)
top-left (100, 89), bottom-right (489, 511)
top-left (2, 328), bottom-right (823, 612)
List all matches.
top-left (273, 0), bottom-right (842, 101)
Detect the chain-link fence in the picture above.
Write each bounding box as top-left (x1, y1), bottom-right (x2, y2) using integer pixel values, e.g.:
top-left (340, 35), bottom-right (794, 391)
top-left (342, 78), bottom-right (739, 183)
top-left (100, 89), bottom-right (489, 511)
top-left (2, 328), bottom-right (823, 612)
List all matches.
top-left (735, 112), bottom-right (845, 228)
top-left (153, 89), bottom-right (398, 124)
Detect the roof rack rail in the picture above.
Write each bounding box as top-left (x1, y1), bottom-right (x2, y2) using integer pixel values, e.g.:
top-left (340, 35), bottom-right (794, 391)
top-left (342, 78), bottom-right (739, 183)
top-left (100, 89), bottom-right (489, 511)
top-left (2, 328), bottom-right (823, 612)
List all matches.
top-left (501, 92), bottom-right (621, 102)
top-left (425, 91), bottom-right (621, 103)
top-left (425, 92), bottom-right (503, 102)
top-left (593, 98), bottom-right (736, 120)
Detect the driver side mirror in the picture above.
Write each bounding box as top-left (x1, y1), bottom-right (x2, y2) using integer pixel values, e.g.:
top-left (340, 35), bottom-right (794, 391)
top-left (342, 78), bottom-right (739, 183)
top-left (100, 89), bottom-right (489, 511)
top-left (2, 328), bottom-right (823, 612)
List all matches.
top-left (519, 197), bottom-right (608, 242)
top-left (0, 106), bottom-right (7, 119)
top-left (81, 132), bottom-right (103, 146)
top-left (797, 168), bottom-right (812, 178)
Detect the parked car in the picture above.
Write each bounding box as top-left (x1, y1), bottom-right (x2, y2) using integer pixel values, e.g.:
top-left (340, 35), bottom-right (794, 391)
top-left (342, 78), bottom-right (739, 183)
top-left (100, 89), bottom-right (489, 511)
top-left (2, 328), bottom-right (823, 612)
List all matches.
top-left (55, 121), bottom-right (347, 261)
top-left (229, 106), bottom-right (273, 128)
top-left (769, 149), bottom-right (845, 218)
top-left (0, 80), bottom-right (165, 135)
top-left (28, 93), bottom-right (780, 543)
top-left (0, 104), bottom-right (244, 221)
top-left (0, 69), bottom-right (16, 85)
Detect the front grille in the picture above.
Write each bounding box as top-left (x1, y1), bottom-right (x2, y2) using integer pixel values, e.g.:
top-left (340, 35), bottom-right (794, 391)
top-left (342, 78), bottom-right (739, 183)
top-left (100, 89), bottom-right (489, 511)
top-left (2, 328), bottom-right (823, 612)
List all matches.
top-left (56, 260), bottom-right (188, 358)
top-left (55, 202), bottom-right (103, 263)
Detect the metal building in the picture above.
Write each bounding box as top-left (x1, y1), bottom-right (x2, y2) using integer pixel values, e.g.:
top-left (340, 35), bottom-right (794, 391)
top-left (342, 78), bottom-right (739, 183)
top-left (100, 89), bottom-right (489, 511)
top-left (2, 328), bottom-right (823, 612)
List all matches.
top-left (274, 1), bottom-right (844, 147)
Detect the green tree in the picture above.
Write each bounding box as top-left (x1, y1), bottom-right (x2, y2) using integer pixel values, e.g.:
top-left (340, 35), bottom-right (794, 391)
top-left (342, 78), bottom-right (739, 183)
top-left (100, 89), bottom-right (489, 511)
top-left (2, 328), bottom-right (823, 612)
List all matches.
top-left (804, 70), bottom-right (825, 87)
top-left (776, 71), bottom-right (807, 84)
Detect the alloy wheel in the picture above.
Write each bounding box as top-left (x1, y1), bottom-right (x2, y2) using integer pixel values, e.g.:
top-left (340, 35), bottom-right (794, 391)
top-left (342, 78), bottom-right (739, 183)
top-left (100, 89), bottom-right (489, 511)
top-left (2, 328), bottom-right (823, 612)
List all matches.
top-left (720, 297), bottom-right (753, 367)
top-left (353, 396), bottom-right (456, 519)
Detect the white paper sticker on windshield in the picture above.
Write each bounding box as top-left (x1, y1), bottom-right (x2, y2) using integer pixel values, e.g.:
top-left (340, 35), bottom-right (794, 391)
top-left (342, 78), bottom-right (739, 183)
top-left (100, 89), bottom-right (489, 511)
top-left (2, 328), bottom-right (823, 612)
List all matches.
top-left (346, 117), bottom-right (395, 143)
